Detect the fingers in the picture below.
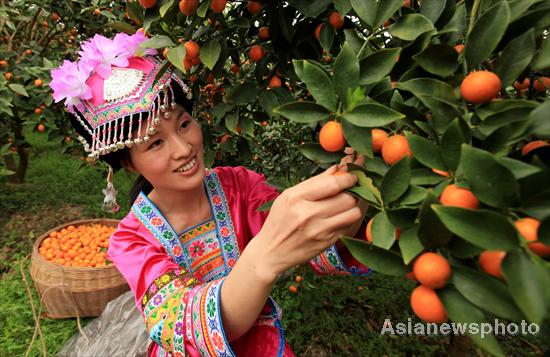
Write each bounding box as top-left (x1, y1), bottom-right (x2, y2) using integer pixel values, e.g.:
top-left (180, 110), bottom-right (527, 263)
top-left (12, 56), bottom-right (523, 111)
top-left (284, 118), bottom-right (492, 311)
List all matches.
top-left (293, 171), bottom-right (357, 202)
top-left (309, 205), bottom-right (364, 243)
top-left (308, 191), bottom-right (358, 219)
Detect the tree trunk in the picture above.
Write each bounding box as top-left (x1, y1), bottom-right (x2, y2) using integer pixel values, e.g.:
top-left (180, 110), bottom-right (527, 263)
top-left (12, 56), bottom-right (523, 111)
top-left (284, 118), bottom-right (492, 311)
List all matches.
top-left (4, 147), bottom-right (29, 184)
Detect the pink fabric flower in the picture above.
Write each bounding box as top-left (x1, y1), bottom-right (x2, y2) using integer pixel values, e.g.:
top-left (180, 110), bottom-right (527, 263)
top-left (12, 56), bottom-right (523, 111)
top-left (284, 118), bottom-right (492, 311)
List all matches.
top-left (114, 32), bottom-right (157, 57)
top-left (79, 34), bottom-right (130, 79)
top-left (49, 60), bottom-right (92, 113)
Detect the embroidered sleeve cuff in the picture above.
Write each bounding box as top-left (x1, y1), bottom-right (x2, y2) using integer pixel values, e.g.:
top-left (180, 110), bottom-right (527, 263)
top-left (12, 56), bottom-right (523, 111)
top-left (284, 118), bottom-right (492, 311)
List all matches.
top-left (185, 278), bottom-right (235, 357)
top-left (309, 244), bottom-right (371, 276)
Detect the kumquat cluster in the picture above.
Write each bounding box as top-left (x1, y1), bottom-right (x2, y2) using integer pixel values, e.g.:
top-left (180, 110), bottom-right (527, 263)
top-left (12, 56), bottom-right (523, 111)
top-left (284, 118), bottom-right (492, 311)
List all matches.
top-left (38, 224), bottom-right (115, 268)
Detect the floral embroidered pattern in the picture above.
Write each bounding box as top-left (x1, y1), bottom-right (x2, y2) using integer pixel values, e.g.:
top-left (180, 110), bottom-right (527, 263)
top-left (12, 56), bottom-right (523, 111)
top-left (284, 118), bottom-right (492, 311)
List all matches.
top-left (188, 241), bottom-right (206, 257)
top-left (310, 244), bottom-right (372, 276)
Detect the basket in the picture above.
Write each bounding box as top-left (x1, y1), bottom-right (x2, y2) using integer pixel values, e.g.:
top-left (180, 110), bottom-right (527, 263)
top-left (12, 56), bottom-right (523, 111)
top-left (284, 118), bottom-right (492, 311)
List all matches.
top-left (29, 219), bottom-right (130, 319)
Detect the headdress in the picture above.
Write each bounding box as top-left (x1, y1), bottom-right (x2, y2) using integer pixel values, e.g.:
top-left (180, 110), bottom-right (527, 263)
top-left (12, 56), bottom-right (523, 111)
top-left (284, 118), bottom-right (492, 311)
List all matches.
top-left (50, 32), bottom-right (192, 160)
top-left (50, 32), bottom-right (193, 211)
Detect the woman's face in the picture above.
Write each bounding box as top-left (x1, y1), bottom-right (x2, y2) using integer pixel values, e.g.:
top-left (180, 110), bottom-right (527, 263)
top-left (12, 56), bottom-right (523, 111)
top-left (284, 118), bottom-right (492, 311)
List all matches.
top-left (126, 104), bottom-right (205, 193)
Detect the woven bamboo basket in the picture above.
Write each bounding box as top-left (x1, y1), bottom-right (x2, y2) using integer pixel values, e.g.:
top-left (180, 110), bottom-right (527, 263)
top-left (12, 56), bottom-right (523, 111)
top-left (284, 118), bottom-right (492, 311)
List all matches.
top-left (30, 218), bottom-right (130, 319)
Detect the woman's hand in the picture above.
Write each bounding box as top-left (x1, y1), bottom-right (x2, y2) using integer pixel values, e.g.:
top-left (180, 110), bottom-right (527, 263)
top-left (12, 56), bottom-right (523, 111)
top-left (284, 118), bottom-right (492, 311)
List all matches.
top-left (253, 165), bottom-right (363, 282)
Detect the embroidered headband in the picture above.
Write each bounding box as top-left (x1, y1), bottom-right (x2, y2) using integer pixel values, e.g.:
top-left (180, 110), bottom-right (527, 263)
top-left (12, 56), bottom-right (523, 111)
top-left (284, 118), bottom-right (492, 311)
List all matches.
top-left (49, 32), bottom-right (192, 161)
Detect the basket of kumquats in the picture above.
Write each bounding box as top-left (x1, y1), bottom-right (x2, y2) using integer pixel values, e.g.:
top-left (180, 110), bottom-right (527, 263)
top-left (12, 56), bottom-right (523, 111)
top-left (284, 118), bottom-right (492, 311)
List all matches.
top-left (29, 219), bottom-right (129, 319)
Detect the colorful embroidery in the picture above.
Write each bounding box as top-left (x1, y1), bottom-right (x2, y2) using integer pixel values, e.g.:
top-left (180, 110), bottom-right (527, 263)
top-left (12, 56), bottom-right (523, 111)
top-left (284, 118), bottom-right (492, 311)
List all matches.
top-left (310, 244), bottom-right (372, 276)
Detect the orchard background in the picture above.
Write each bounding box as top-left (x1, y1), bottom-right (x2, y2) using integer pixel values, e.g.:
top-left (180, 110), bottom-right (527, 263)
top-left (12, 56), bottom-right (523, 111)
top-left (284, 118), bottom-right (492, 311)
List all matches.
top-left (1, 0), bottom-right (550, 355)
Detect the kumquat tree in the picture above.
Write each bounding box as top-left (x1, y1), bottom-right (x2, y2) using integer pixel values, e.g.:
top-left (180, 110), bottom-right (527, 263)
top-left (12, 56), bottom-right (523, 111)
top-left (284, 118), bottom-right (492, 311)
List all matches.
top-left (0, 0), bottom-right (126, 183)
top-left (127, 0), bottom-right (550, 354)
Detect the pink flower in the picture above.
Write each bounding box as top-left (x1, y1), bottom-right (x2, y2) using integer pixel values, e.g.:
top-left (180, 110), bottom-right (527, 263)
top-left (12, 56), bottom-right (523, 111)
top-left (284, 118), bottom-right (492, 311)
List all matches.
top-left (79, 34), bottom-right (130, 79)
top-left (188, 241), bottom-right (205, 258)
top-left (173, 245), bottom-right (182, 257)
top-left (212, 331), bottom-right (224, 350)
top-left (49, 60), bottom-right (92, 113)
top-left (114, 32), bottom-right (157, 57)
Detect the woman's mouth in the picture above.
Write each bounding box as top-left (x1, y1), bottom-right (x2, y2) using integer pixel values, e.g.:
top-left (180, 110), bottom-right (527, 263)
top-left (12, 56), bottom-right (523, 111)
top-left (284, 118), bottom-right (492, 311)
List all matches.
top-left (175, 157), bottom-right (197, 173)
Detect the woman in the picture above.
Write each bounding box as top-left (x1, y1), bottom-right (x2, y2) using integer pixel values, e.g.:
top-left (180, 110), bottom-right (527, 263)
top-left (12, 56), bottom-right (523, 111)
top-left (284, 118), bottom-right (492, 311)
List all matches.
top-left (50, 32), bottom-right (370, 357)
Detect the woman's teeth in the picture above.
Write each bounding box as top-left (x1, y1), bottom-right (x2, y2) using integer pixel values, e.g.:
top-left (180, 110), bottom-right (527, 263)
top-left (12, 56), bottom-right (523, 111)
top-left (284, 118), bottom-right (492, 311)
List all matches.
top-left (176, 158), bottom-right (196, 172)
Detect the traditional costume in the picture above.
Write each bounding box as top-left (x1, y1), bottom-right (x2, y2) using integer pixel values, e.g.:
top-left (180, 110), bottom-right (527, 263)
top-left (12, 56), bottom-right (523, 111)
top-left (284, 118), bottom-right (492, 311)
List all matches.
top-left (50, 32), bottom-right (370, 357)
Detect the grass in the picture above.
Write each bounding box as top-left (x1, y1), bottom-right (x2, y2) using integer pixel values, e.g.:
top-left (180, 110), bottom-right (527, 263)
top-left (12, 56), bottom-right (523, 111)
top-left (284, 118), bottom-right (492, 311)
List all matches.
top-left (1, 130), bottom-right (549, 356)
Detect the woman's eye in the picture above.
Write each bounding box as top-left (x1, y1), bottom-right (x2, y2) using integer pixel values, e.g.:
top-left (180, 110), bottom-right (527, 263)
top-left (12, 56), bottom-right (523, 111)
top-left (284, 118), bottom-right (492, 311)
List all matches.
top-left (149, 139), bottom-right (162, 149)
top-left (181, 120), bottom-right (191, 129)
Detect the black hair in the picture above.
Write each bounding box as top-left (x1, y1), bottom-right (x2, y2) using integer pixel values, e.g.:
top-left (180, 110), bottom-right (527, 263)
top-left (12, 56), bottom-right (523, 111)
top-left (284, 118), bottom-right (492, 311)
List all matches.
top-left (68, 77), bottom-right (194, 206)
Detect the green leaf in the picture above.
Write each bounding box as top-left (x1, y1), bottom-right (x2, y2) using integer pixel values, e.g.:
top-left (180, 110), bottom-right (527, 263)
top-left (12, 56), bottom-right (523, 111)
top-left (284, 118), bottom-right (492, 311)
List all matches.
top-left (501, 250), bottom-right (548, 324)
top-left (334, 0), bottom-right (352, 16)
top-left (389, 14), bottom-right (435, 41)
top-left (441, 118), bottom-right (466, 171)
top-left (411, 168), bottom-right (446, 186)
top-left (381, 156), bottom-right (411, 205)
top-left (432, 206), bottom-right (518, 250)
top-left (350, 0), bottom-right (377, 27)
top-left (273, 101), bottom-right (331, 123)
top-left (8, 84), bottom-right (28, 97)
top-left (347, 186), bottom-right (378, 205)
top-left (478, 107), bottom-right (534, 137)
top-left (498, 157), bottom-right (542, 180)
top-left (197, 0), bottom-right (209, 17)
top-left (493, 29), bottom-right (535, 87)
top-left (300, 61), bottom-right (337, 111)
top-left (528, 101), bottom-right (550, 137)
top-left (412, 44), bottom-right (458, 77)
top-left (342, 120), bottom-right (373, 158)
top-left (399, 225), bottom-right (423, 265)
top-left (520, 190), bottom-right (550, 221)
top-left (256, 199), bottom-right (274, 212)
top-left (420, 0), bottom-right (446, 24)
top-left (438, 287), bottom-right (505, 357)
top-left (258, 91), bottom-right (280, 118)
top-left (417, 191), bottom-right (453, 248)
top-left (341, 237), bottom-right (406, 276)
top-left (371, 211), bottom-right (398, 249)
top-left (531, 36), bottom-right (550, 71)
top-left (448, 237), bottom-right (483, 259)
top-left (298, 143), bottom-right (342, 163)
top-left (399, 185), bottom-right (427, 206)
top-left (141, 35), bottom-right (176, 50)
top-left (109, 21), bottom-right (136, 34)
top-left (351, 170), bottom-right (382, 205)
top-left (342, 103), bottom-right (405, 127)
top-left (407, 133), bottom-right (446, 170)
top-left (397, 78), bottom-right (458, 106)
top-left (334, 43), bottom-right (359, 109)
top-left (225, 112), bottom-right (239, 134)
top-left (319, 22), bottom-right (335, 51)
top-left (465, 1), bottom-right (511, 68)
top-left (159, 0), bottom-right (175, 17)
top-left (359, 48), bottom-right (401, 85)
top-left (452, 266), bottom-right (524, 322)
top-left (476, 99), bottom-right (538, 120)
top-left (224, 82), bottom-right (258, 105)
top-left (373, 0), bottom-right (402, 28)
top-left (200, 39), bottom-right (221, 70)
top-left (539, 217), bottom-right (550, 246)
top-left (461, 145), bottom-right (519, 208)
top-left (166, 46), bottom-right (186, 73)
top-left (288, 0), bottom-right (332, 18)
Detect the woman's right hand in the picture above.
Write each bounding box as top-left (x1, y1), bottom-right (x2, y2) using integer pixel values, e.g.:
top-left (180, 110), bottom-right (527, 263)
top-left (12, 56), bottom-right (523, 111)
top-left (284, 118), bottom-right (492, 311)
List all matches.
top-left (254, 165), bottom-right (362, 283)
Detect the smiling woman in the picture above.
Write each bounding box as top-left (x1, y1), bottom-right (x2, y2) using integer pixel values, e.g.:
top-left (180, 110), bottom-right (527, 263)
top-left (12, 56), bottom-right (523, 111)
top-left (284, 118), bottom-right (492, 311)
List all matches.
top-left (50, 32), bottom-right (372, 357)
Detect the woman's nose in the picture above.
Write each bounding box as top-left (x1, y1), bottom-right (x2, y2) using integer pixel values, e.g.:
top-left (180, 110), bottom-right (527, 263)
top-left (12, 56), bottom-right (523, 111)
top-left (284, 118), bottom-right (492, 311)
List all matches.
top-left (171, 135), bottom-right (192, 158)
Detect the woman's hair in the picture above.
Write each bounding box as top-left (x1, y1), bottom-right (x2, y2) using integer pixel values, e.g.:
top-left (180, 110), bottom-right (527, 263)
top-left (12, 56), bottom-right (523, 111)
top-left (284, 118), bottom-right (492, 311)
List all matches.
top-left (68, 80), bottom-right (194, 206)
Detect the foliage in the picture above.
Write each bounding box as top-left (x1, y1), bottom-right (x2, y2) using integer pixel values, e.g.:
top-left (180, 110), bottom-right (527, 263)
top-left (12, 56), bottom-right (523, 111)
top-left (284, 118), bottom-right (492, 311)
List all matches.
top-left (0, 0), bottom-right (127, 183)
top-left (129, 0), bottom-right (550, 354)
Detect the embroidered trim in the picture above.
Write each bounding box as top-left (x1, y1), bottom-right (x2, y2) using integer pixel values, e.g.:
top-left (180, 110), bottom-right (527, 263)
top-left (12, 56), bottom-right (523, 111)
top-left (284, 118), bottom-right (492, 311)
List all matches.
top-left (142, 270), bottom-right (195, 309)
top-left (310, 244), bottom-right (372, 276)
top-left (204, 170), bottom-right (240, 269)
top-left (132, 193), bottom-right (190, 270)
top-left (188, 279), bottom-right (235, 356)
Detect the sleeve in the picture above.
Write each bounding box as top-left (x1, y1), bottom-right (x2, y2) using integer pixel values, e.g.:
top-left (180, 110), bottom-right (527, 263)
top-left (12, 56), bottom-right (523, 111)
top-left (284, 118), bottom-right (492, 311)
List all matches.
top-left (244, 169), bottom-right (280, 238)
top-left (308, 221), bottom-right (372, 277)
top-left (107, 215), bottom-right (235, 357)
